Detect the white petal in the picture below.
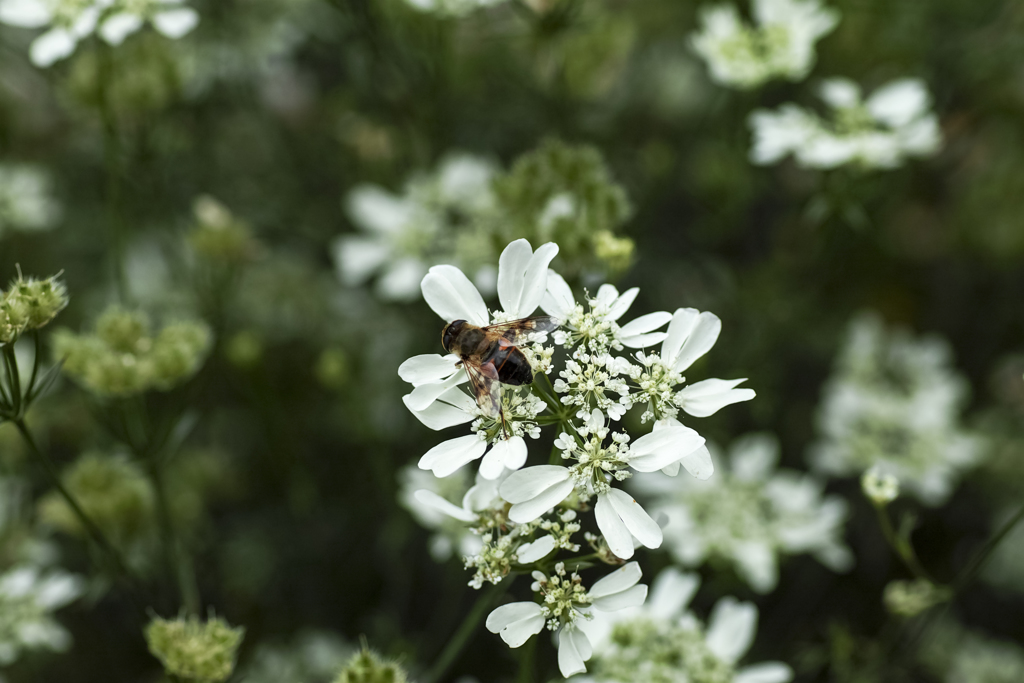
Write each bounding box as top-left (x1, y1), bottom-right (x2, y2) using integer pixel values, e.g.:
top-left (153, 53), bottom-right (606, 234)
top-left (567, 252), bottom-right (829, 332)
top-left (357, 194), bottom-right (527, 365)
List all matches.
top-left (0, 0), bottom-right (52, 27)
top-left (99, 13), bottom-right (143, 45)
top-left (589, 561), bottom-right (642, 598)
top-left (345, 185), bottom-right (410, 234)
top-left (517, 535), bottom-right (556, 563)
top-left (332, 236), bottom-right (390, 286)
top-left (729, 433), bottom-right (779, 482)
top-left (403, 390), bottom-right (474, 430)
top-left (497, 239), bottom-right (533, 315)
top-left (499, 465), bottom-right (571, 503)
top-left (618, 311), bottom-right (672, 338)
top-left (668, 309), bottom-right (722, 372)
top-left (629, 425), bottom-right (706, 472)
top-left (540, 270), bottom-right (575, 320)
top-left (419, 435), bottom-right (487, 478)
top-left (405, 370), bottom-right (467, 411)
top-left (414, 490), bottom-right (477, 522)
top-left (605, 488), bottom-right (662, 550)
top-left (152, 7), bottom-right (199, 38)
top-left (508, 480), bottom-right (574, 524)
top-left (647, 568), bottom-right (700, 622)
top-left (486, 602), bottom-right (545, 648)
top-left (35, 575), bottom-right (83, 609)
top-left (620, 331), bottom-right (669, 349)
top-left (557, 628), bottom-right (591, 677)
top-left (592, 584), bottom-right (647, 612)
top-left (479, 436), bottom-right (527, 480)
top-left (678, 378), bottom-right (755, 417)
top-left (606, 287), bottom-right (639, 322)
top-left (706, 597), bottom-right (758, 664)
top-left (377, 258), bottom-right (429, 301)
top-left (30, 29), bottom-right (76, 67)
top-left (515, 242), bottom-right (558, 317)
top-left (732, 541), bottom-right (778, 593)
top-left (595, 492), bottom-right (634, 559)
top-left (680, 444), bottom-right (715, 480)
top-left (398, 354), bottom-right (460, 386)
top-left (735, 663), bottom-right (794, 683)
top-left (421, 265), bottom-right (489, 326)
top-left (866, 79), bottom-right (930, 128)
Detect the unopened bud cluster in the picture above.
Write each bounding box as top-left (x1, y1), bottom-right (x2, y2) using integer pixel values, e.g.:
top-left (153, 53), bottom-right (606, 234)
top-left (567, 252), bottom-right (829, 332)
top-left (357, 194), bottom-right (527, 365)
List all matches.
top-left (0, 272), bottom-right (68, 343)
top-left (54, 306), bottom-right (211, 397)
top-left (333, 646), bottom-right (409, 683)
top-left (145, 614), bottom-right (245, 683)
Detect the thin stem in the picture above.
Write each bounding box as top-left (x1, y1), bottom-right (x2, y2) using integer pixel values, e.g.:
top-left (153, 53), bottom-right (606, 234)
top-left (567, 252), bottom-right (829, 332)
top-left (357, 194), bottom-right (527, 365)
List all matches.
top-left (4, 346), bottom-right (21, 414)
top-left (424, 579), bottom-right (514, 683)
top-left (96, 42), bottom-right (128, 303)
top-left (14, 419), bottom-right (140, 587)
top-left (148, 459), bottom-right (200, 615)
top-left (953, 503), bottom-right (1024, 593)
top-left (873, 503), bottom-right (931, 581)
top-left (24, 331), bottom-right (41, 402)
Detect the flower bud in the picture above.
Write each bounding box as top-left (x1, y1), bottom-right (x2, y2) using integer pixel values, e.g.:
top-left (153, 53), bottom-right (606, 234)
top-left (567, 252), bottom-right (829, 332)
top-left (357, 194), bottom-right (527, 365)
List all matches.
top-left (333, 646), bottom-right (409, 683)
top-left (884, 579), bottom-right (949, 618)
top-left (7, 273), bottom-right (69, 331)
top-left (149, 322), bottom-right (211, 390)
top-left (95, 308), bottom-right (150, 354)
top-left (145, 614), bottom-right (245, 683)
top-left (861, 466), bottom-right (899, 505)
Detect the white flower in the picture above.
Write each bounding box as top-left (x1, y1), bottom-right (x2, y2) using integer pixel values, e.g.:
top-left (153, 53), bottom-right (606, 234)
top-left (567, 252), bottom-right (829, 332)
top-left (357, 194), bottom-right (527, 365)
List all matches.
top-left (98, 0), bottom-right (199, 46)
top-left (0, 566), bottom-right (84, 666)
top-left (809, 313), bottom-right (985, 506)
top-left (750, 77), bottom-right (942, 170)
top-left (577, 568), bottom-right (793, 683)
top-left (691, 0), bottom-right (839, 90)
top-left (333, 153), bottom-right (500, 302)
top-left (634, 434), bottom-right (852, 593)
top-left (0, 165), bottom-right (60, 235)
top-left (403, 0), bottom-right (506, 17)
top-left (861, 466), bottom-right (899, 505)
top-left (485, 562), bottom-right (648, 678)
top-left (397, 465), bottom-right (484, 561)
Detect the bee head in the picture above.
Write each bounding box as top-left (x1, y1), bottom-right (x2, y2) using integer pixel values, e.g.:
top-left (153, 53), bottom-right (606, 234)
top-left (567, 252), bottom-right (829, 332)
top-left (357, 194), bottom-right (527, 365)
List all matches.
top-left (441, 320), bottom-right (466, 353)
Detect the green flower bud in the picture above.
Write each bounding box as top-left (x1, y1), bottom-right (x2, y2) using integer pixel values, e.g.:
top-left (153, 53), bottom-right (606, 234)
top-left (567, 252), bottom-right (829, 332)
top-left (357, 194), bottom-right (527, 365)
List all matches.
top-left (145, 614), bottom-right (245, 683)
top-left (189, 196), bottom-right (257, 264)
top-left (333, 646), bottom-right (408, 683)
top-left (38, 452), bottom-right (155, 548)
top-left (0, 291), bottom-right (30, 343)
top-left (593, 230), bottom-right (635, 273)
top-left (149, 322), bottom-right (212, 390)
top-left (7, 273), bottom-right (69, 331)
top-left (95, 307), bottom-right (151, 354)
top-left (884, 579), bottom-right (949, 618)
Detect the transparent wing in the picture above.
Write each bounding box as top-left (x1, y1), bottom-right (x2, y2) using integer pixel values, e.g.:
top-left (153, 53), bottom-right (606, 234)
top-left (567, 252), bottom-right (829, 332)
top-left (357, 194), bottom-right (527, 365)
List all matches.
top-left (483, 315), bottom-right (559, 345)
top-left (463, 361), bottom-right (502, 417)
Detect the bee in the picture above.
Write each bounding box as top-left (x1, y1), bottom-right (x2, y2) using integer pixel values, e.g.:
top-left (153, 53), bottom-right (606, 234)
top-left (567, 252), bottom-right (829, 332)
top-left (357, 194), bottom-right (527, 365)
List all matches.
top-left (441, 316), bottom-right (559, 417)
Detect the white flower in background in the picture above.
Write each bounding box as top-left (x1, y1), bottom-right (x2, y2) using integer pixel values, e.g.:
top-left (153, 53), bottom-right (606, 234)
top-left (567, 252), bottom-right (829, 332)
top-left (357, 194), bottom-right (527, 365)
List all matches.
top-left (333, 153), bottom-right (500, 302)
top-left (402, 0), bottom-right (505, 17)
top-left (634, 434), bottom-right (851, 593)
top-left (920, 618), bottom-right (1024, 683)
top-left (750, 78), bottom-right (942, 170)
top-left (0, 0), bottom-right (198, 67)
top-left (861, 466), bottom-right (899, 505)
top-left (0, 165), bottom-right (60, 235)
top-left (809, 313), bottom-right (984, 506)
top-left (691, 0), bottom-right (839, 89)
top-left (486, 561), bottom-right (648, 678)
top-left (575, 568), bottom-right (793, 683)
top-left (397, 465), bottom-right (484, 561)
top-left (0, 566), bottom-right (84, 666)
top-left (240, 630), bottom-right (354, 683)
top-left (399, 238), bottom-right (558, 480)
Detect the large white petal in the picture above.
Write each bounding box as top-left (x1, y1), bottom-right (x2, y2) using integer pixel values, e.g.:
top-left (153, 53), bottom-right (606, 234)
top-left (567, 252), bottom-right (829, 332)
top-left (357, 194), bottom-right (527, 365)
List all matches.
top-left (398, 354), bottom-right (461, 385)
top-left (500, 465), bottom-right (571, 503)
top-left (486, 602), bottom-right (545, 648)
top-left (421, 265), bottom-right (489, 326)
top-left (515, 242), bottom-right (558, 317)
top-left (678, 378), bottom-right (755, 417)
top-left (152, 7), bottom-right (199, 38)
top-left (30, 29), bottom-right (76, 67)
top-left (404, 370), bottom-right (467, 411)
top-left (540, 270), bottom-right (575, 320)
top-left (618, 311), bottom-right (671, 339)
top-left (418, 435), bottom-right (487, 478)
top-left (647, 568), bottom-right (699, 621)
top-left (497, 239), bottom-right (533, 315)
top-left (592, 584), bottom-right (647, 612)
top-left (516, 535), bottom-right (556, 563)
top-left (606, 287), bottom-right (638, 322)
top-left (629, 425), bottom-right (705, 472)
top-left (0, 0), bottom-right (52, 27)
top-left (507, 479), bottom-right (574, 524)
top-left (557, 628), bottom-right (591, 678)
top-left (403, 387), bottom-right (475, 430)
top-left (595, 492), bottom-right (634, 559)
top-left (866, 79), bottom-right (929, 128)
top-left (706, 597), bottom-right (758, 664)
top-left (735, 663), bottom-right (794, 683)
top-left (681, 444), bottom-right (715, 480)
top-left (605, 488), bottom-right (662, 550)
top-left (99, 12), bottom-right (143, 45)
top-left (589, 561), bottom-right (642, 598)
top-left (413, 490), bottom-right (477, 522)
top-left (345, 185), bottom-right (411, 234)
top-left (332, 236), bottom-right (390, 286)
top-left (479, 436), bottom-right (527, 480)
top-left (668, 309), bottom-right (722, 372)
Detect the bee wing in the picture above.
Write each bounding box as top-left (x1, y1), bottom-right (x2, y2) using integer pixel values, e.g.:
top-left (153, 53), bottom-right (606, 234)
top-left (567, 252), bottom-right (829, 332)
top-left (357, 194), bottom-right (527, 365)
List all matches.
top-left (483, 316), bottom-right (559, 345)
top-left (463, 360), bottom-right (502, 417)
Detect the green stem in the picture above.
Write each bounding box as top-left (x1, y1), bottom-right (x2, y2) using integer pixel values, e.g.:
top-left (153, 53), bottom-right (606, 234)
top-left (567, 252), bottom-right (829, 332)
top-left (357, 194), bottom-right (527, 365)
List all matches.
top-left (424, 579), bottom-right (514, 683)
top-left (24, 331), bottom-right (41, 402)
top-left (97, 42), bottom-right (128, 303)
top-left (14, 419), bottom-right (139, 586)
top-left (873, 503), bottom-right (931, 581)
top-left (953, 503), bottom-right (1024, 593)
top-left (4, 346), bottom-right (22, 414)
top-left (148, 459), bottom-right (201, 615)
top-left (516, 634), bottom-right (537, 683)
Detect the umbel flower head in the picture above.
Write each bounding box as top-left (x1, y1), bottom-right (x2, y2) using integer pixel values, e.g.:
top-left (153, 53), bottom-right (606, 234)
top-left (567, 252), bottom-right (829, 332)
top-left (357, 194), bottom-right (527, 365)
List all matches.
top-left (0, 270), bottom-right (69, 343)
top-left (809, 313), bottom-right (984, 506)
top-left (633, 433), bottom-right (852, 593)
top-left (691, 0), bottom-right (839, 90)
top-left (145, 613), bottom-right (245, 683)
top-left (53, 305), bottom-right (211, 397)
top-left (0, 164), bottom-right (60, 235)
top-left (574, 568), bottom-right (793, 683)
top-left (333, 643), bottom-right (409, 683)
top-left (749, 77), bottom-right (942, 170)
top-left (0, 566), bottom-right (84, 667)
top-left (0, 0), bottom-right (199, 67)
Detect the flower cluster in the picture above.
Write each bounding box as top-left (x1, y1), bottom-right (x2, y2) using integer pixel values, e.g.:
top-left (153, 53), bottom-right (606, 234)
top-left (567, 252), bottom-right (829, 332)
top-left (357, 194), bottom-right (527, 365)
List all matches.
top-left (0, 271), bottom-right (69, 344)
top-left (240, 630), bottom-right (353, 683)
top-left (145, 613), bottom-right (245, 683)
top-left (0, 164), bottom-right (60, 236)
top-left (750, 78), bottom-right (942, 170)
top-left (0, 566), bottom-right (84, 667)
top-left (633, 434), bottom-right (852, 593)
top-left (691, 0), bottom-right (839, 90)
top-left (53, 305), bottom-right (211, 397)
top-left (0, 0), bottom-right (199, 67)
top-left (334, 644), bottom-right (410, 683)
top-left (809, 313), bottom-right (984, 505)
top-left (575, 568), bottom-right (793, 683)
top-left (398, 238), bottom-right (755, 676)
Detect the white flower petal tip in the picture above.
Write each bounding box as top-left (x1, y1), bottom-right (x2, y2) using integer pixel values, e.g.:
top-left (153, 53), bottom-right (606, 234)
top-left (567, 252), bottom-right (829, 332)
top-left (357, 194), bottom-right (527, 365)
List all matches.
top-left (421, 265), bottom-right (489, 326)
top-left (589, 562), bottom-right (649, 611)
top-left (516, 535), bottom-right (557, 563)
top-left (500, 466), bottom-right (574, 524)
top-left (557, 627), bottom-right (593, 678)
top-left (413, 489), bottom-right (477, 523)
top-left (595, 489), bottom-right (662, 559)
top-left (486, 602), bottom-right (545, 648)
top-left (734, 662), bottom-right (795, 683)
top-left (629, 424), bottom-right (705, 472)
top-left (497, 239), bottom-right (559, 318)
top-left (152, 7), bottom-right (199, 38)
top-left (679, 378), bottom-right (756, 417)
top-left (706, 597), bottom-right (758, 664)
top-left (418, 435), bottom-right (488, 478)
